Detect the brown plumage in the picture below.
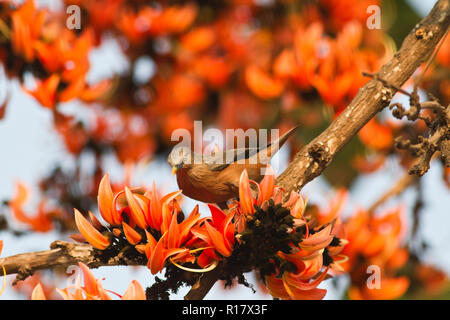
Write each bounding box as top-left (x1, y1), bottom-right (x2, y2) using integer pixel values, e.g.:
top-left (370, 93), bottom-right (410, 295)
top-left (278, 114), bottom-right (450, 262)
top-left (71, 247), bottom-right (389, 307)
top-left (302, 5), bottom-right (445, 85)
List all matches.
top-left (168, 125), bottom-right (299, 204)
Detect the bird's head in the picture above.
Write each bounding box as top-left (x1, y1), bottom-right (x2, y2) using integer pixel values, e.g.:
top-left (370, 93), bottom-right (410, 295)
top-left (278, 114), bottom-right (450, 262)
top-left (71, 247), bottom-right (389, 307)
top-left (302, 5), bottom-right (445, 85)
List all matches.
top-left (168, 146), bottom-right (193, 175)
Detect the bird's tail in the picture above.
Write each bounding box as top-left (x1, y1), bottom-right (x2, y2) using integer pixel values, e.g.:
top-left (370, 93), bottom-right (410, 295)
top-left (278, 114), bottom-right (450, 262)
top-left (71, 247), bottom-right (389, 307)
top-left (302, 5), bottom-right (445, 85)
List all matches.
top-left (266, 124), bottom-right (300, 157)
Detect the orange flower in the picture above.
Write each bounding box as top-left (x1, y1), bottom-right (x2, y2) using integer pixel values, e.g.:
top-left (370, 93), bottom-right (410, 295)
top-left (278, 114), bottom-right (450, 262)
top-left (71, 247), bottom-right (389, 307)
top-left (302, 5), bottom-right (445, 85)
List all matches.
top-left (9, 182), bottom-right (54, 232)
top-left (54, 262), bottom-right (112, 300)
top-left (32, 263), bottom-right (147, 300)
top-left (293, 22), bottom-right (324, 89)
top-left (10, 0), bottom-right (46, 62)
top-left (192, 55), bottom-right (232, 88)
top-left (340, 207), bottom-right (411, 299)
top-left (256, 165), bottom-right (275, 207)
top-left (80, 80), bottom-right (112, 102)
top-left (160, 4), bottom-right (197, 34)
top-left (274, 49), bottom-right (298, 79)
top-left (245, 65), bottom-right (284, 100)
top-left (144, 231), bottom-right (190, 275)
top-left (414, 264), bottom-right (449, 295)
top-left (187, 204), bottom-right (235, 267)
top-left (358, 119), bottom-right (394, 151)
top-left (181, 27), bottom-right (216, 53)
top-left (24, 74), bottom-right (60, 109)
top-left (315, 189), bottom-right (348, 225)
top-left (282, 191), bottom-right (307, 219)
top-left (348, 277), bottom-right (409, 300)
top-left (147, 185), bottom-right (183, 231)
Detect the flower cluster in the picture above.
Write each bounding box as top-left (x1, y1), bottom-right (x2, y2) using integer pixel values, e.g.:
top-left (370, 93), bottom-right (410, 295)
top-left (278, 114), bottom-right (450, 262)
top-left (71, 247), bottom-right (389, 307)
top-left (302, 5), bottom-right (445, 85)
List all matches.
top-left (3, 0), bottom-right (111, 109)
top-left (73, 167), bottom-right (347, 300)
top-left (31, 262), bottom-right (146, 300)
top-left (232, 168), bottom-right (347, 299)
top-left (8, 182), bottom-right (60, 232)
top-left (337, 207), bottom-right (413, 300)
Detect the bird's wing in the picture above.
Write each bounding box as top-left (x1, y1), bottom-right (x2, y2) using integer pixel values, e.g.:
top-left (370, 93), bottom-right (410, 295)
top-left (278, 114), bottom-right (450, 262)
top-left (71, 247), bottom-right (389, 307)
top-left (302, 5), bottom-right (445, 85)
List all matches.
top-left (204, 147), bottom-right (260, 171)
top-left (204, 125), bottom-right (300, 172)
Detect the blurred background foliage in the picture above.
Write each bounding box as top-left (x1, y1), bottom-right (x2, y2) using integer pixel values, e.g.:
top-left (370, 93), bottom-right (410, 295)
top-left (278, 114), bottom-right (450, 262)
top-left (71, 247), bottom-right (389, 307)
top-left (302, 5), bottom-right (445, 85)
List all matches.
top-left (0, 0), bottom-right (449, 299)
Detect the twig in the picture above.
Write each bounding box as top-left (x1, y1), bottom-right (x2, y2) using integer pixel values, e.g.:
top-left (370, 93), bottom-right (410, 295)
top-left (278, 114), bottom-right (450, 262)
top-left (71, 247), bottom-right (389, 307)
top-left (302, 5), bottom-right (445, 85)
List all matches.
top-left (367, 173), bottom-right (418, 215)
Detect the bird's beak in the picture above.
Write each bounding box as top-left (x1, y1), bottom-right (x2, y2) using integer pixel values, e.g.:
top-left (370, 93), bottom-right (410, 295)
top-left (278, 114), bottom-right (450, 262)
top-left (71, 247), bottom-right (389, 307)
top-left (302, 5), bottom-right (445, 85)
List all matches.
top-left (172, 166), bottom-right (178, 175)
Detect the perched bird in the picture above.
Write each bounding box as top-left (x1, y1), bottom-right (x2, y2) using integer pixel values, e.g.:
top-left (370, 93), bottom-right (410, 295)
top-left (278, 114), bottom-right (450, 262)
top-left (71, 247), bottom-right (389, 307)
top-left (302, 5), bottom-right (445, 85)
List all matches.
top-left (168, 125), bottom-right (299, 204)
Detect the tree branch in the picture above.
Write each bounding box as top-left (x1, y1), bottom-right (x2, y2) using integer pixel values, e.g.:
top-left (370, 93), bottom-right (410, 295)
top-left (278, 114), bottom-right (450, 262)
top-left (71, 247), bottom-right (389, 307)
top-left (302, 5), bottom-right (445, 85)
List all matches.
top-left (0, 241), bottom-right (142, 284)
top-left (276, 0), bottom-right (450, 195)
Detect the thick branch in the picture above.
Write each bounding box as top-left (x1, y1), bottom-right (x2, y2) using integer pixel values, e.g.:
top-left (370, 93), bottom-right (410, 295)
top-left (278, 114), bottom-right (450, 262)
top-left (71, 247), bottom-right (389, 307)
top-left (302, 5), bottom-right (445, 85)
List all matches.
top-left (0, 241), bottom-right (142, 283)
top-left (276, 0), bottom-right (450, 194)
top-left (183, 263), bottom-right (224, 300)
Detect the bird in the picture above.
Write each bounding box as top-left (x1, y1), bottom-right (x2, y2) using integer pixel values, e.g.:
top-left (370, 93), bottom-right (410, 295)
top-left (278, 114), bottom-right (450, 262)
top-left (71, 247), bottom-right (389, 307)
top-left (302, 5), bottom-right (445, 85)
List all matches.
top-left (168, 125), bottom-right (299, 204)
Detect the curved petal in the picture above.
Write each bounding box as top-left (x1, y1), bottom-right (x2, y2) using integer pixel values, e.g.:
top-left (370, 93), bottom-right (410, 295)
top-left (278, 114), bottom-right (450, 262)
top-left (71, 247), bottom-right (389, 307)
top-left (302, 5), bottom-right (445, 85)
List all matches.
top-left (258, 165), bottom-right (275, 205)
top-left (125, 187), bottom-right (148, 229)
top-left (78, 262), bottom-right (99, 296)
top-left (167, 211), bottom-right (180, 249)
top-left (74, 209), bottom-right (110, 250)
top-left (88, 211), bottom-right (103, 231)
top-left (122, 221), bottom-right (142, 245)
top-left (98, 174), bottom-right (120, 225)
top-left (283, 268), bottom-right (329, 291)
top-left (299, 225), bottom-right (333, 251)
top-left (149, 182), bottom-right (162, 230)
top-left (31, 283), bottom-right (47, 300)
top-left (207, 204), bottom-right (226, 228)
top-left (180, 205), bottom-right (201, 244)
top-left (205, 222), bottom-right (231, 257)
top-left (239, 170), bottom-right (255, 214)
top-left (122, 280), bottom-right (146, 300)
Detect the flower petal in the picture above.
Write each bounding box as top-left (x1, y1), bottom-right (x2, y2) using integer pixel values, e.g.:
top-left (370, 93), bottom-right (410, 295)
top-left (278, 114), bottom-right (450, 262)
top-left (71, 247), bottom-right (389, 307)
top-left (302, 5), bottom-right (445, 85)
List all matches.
top-left (31, 283), bottom-right (46, 300)
top-left (122, 221), bottom-right (142, 245)
top-left (74, 209), bottom-right (110, 250)
top-left (239, 170), bottom-right (255, 214)
top-left (258, 165), bottom-right (275, 205)
top-left (205, 222), bottom-right (232, 257)
top-left (125, 187), bottom-right (148, 229)
top-left (98, 174), bottom-right (120, 225)
top-left (300, 224), bottom-right (333, 251)
top-left (122, 280), bottom-right (146, 300)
